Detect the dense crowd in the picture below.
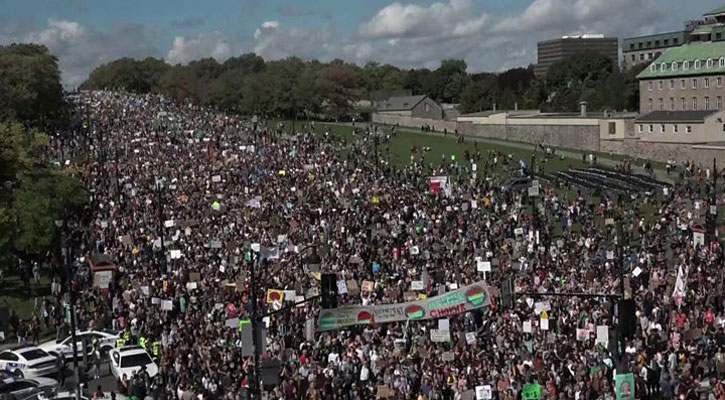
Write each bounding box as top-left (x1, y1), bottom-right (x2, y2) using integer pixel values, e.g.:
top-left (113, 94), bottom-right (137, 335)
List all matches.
top-left (29, 91), bottom-right (725, 399)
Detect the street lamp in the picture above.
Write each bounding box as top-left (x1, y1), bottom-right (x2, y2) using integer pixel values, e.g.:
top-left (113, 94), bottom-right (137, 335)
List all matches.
top-left (56, 219), bottom-right (82, 400)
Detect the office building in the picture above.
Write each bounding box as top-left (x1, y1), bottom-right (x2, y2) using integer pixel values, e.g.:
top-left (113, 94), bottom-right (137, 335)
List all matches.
top-left (535, 34), bottom-right (619, 77)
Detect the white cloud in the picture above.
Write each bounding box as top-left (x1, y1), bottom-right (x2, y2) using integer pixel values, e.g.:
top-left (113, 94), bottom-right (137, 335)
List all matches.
top-left (166, 32), bottom-right (231, 64)
top-left (360, 0), bottom-right (489, 39)
top-left (9, 18), bottom-right (161, 87)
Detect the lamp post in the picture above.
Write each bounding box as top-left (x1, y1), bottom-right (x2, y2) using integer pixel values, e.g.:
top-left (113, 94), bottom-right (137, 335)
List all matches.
top-left (55, 219), bottom-right (82, 400)
top-left (156, 179), bottom-right (167, 273)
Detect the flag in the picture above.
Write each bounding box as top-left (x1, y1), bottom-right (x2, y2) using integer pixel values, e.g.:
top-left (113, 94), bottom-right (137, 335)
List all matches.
top-left (672, 265), bottom-right (688, 305)
top-left (266, 289), bottom-right (284, 304)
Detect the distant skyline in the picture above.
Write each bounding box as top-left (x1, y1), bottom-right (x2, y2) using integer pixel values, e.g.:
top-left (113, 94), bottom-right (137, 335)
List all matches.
top-left (1, 0), bottom-right (722, 87)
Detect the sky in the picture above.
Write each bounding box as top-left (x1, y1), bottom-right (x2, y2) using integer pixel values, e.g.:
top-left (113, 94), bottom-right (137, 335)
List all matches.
top-left (1, 0), bottom-right (723, 87)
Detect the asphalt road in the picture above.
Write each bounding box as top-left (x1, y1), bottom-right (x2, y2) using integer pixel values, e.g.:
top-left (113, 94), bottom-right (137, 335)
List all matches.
top-left (58, 358), bottom-right (118, 396)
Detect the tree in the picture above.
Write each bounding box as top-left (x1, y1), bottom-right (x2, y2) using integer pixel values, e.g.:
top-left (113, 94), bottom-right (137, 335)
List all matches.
top-left (0, 44), bottom-right (63, 127)
top-left (316, 63), bottom-right (360, 117)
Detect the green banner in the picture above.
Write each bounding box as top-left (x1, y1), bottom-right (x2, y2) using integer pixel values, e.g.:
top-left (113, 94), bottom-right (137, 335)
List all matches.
top-left (615, 373), bottom-right (635, 400)
top-left (522, 383), bottom-right (541, 400)
top-left (318, 281), bottom-right (490, 331)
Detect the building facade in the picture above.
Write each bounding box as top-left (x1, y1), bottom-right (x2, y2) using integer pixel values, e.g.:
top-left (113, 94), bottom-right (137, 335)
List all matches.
top-left (637, 41), bottom-right (725, 115)
top-left (634, 110), bottom-right (725, 143)
top-left (535, 35), bottom-right (618, 77)
top-left (622, 31), bottom-right (689, 70)
top-left (377, 95), bottom-right (444, 120)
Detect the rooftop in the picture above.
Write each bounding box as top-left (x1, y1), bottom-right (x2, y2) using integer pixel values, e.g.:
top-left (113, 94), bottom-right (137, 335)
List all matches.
top-left (378, 95), bottom-right (428, 112)
top-left (635, 110), bottom-right (719, 123)
top-left (637, 41), bottom-right (725, 79)
top-left (704, 6), bottom-right (725, 16)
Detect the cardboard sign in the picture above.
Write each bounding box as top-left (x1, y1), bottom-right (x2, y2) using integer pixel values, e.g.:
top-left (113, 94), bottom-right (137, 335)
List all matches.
top-left (376, 386), bottom-right (395, 398)
top-left (476, 385), bottom-right (492, 400)
top-left (346, 280), bottom-right (360, 295)
top-left (362, 280), bottom-right (374, 292)
top-left (430, 329), bottom-right (450, 342)
top-left (441, 351), bottom-right (455, 362)
top-left (190, 272), bottom-right (201, 282)
top-left (576, 328), bottom-right (589, 341)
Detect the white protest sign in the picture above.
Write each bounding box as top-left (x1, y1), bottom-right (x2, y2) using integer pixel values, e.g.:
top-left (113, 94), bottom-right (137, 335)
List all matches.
top-left (277, 234), bottom-right (287, 244)
top-left (212, 175), bottom-right (222, 183)
top-left (161, 300), bottom-right (173, 311)
top-left (430, 329), bottom-right (450, 342)
top-left (411, 280), bottom-right (425, 291)
top-left (471, 200), bottom-right (478, 209)
top-left (170, 250), bottom-right (182, 259)
top-left (438, 319), bottom-right (450, 331)
top-left (476, 385), bottom-right (492, 400)
top-left (164, 220), bottom-right (175, 228)
top-left (596, 325), bottom-right (609, 345)
top-left (185, 282), bottom-right (198, 290)
top-left (540, 317), bottom-right (549, 330)
top-left (466, 332), bottom-right (477, 344)
top-left (523, 320), bottom-right (532, 333)
top-left (411, 246), bottom-right (420, 255)
top-left (336, 280), bottom-right (348, 295)
top-left (632, 267), bottom-right (642, 277)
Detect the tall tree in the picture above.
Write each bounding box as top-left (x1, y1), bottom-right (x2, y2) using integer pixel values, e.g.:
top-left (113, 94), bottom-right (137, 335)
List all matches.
top-left (316, 63), bottom-right (360, 117)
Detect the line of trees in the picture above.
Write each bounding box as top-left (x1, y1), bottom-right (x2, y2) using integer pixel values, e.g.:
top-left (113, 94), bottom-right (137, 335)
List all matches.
top-left (0, 43), bottom-right (89, 270)
top-left (82, 52), bottom-right (643, 117)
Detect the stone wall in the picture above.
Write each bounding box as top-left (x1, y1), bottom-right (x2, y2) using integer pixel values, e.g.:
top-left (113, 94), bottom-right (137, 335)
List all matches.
top-left (601, 139), bottom-right (725, 164)
top-left (372, 113), bottom-right (457, 132)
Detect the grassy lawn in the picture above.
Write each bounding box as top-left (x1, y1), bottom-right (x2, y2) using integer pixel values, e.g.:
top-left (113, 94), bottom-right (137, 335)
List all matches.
top-left (0, 271), bottom-right (53, 321)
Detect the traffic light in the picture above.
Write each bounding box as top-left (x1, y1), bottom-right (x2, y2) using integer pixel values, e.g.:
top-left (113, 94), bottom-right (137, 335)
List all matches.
top-left (321, 273), bottom-right (338, 309)
top-left (500, 277), bottom-right (514, 309)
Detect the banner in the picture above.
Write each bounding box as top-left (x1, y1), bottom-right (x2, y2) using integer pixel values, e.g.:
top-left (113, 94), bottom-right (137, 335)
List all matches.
top-left (615, 373), bottom-right (635, 400)
top-left (318, 281), bottom-right (490, 331)
top-left (430, 176), bottom-right (452, 197)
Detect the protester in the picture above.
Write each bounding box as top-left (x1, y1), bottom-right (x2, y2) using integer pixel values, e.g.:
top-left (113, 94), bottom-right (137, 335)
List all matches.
top-left (50, 90), bottom-right (725, 400)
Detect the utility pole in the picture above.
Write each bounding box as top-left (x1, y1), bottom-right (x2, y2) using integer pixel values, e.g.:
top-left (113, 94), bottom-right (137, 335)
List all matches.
top-left (615, 221), bottom-right (629, 373)
top-left (58, 221), bottom-right (82, 400)
top-left (248, 254), bottom-right (260, 399)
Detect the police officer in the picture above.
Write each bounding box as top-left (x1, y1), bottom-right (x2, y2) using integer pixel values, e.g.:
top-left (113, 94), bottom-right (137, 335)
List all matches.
top-left (151, 340), bottom-right (162, 361)
top-left (116, 336), bottom-right (126, 348)
top-left (138, 335), bottom-right (147, 350)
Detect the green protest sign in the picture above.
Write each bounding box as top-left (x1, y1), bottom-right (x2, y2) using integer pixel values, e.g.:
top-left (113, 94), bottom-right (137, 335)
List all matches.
top-left (615, 373), bottom-right (635, 400)
top-left (522, 383), bottom-right (541, 400)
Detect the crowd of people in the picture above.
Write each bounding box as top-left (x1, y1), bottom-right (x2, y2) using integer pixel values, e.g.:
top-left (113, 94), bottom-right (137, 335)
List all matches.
top-left (37, 90), bottom-right (725, 399)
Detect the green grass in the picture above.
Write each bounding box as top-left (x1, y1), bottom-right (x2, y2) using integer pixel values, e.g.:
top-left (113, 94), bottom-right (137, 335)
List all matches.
top-left (0, 270), bottom-right (53, 321)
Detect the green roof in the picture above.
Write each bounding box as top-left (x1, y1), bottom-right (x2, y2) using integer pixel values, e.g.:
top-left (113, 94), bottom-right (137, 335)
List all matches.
top-left (691, 25), bottom-right (714, 35)
top-left (637, 41), bottom-right (725, 79)
top-left (704, 6), bottom-right (725, 16)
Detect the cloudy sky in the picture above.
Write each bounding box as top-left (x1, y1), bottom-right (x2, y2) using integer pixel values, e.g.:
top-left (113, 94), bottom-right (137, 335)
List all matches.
top-left (1, 0), bottom-right (722, 87)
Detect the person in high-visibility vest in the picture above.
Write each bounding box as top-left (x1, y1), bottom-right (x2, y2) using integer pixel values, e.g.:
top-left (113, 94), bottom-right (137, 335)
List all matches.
top-left (138, 336), bottom-right (147, 350)
top-left (116, 337), bottom-right (126, 348)
top-left (152, 341), bottom-right (162, 359)
top-left (123, 329), bottom-right (132, 344)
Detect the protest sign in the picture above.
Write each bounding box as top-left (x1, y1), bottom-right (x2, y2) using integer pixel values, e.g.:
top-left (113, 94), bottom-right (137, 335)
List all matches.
top-left (362, 280), bottom-right (374, 292)
top-left (596, 325), bottom-right (609, 345)
top-left (466, 332), bottom-right (476, 344)
top-left (161, 300), bottom-right (173, 311)
top-left (411, 280), bottom-right (425, 290)
top-left (336, 280), bottom-right (348, 295)
top-left (522, 383), bottom-right (541, 400)
top-left (441, 351), bottom-right (455, 361)
top-left (438, 318), bottom-right (450, 331)
top-left (576, 328), bottom-right (589, 341)
top-left (615, 373), bottom-right (635, 400)
top-left (430, 329), bottom-right (450, 342)
top-left (476, 385), bottom-right (492, 400)
top-left (523, 320), bottom-right (532, 333)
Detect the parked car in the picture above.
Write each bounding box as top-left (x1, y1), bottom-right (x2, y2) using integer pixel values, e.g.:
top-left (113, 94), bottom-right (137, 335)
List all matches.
top-left (38, 330), bottom-right (118, 360)
top-left (0, 377), bottom-right (57, 400)
top-left (23, 388), bottom-right (89, 400)
top-left (109, 346), bottom-right (158, 379)
top-left (0, 347), bottom-right (58, 378)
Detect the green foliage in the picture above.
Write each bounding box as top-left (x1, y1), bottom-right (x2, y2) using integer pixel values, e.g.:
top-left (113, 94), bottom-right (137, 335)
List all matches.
top-left (316, 63), bottom-right (360, 116)
top-left (0, 44), bottom-right (64, 126)
top-left (460, 68), bottom-right (535, 113)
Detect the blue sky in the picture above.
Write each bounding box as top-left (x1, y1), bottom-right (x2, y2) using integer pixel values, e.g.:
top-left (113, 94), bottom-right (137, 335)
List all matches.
top-left (1, 0), bottom-right (722, 86)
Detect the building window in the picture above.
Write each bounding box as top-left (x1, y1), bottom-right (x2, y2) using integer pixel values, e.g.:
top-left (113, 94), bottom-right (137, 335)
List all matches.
top-left (669, 79), bottom-right (675, 89)
top-left (659, 98), bottom-right (664, 110)
top-left (660, 124), bottom-right (666, 133)
top-left (707, 58), bottom-right (714, 68)
top-left (720, 58), bottom-right (725, 67)
top-left (655, 40), bottom-right (660, 46)
top-left (681, 97), bottom-right (687, 110)
top-left (631, 54), bottom-right (636, 62)
top-left (681, 79), bottom-right (686, 89)
top-left (686, 126), bottom-right (692, 134)
top-left (665, 39), bottom-right (670, 46)
top-left (640, 54), bottom-right (645, 61)
top-left (661, 63), bottom-right (667, 72)
top-left (718, 96), bottom-right (723, 109)
top-left (630, 43), bottom-right (635, 50)
top-left (693, 97), bottom-right (698, 110)
top-left (649, 124), bottom-right (654, 133)
top-left (673, 125), bottom-right (679, 133)
top-left (659, 80), bottom-right (664, 90)
top-left (705, 77), bottom-right (710, 88)
top-left (706, 96), bottom-right (710, 110)
top-left (647, 41), bottom-right (652, 47)
top-left (670, 97), bottom-right (675, 110)
top-left (695, 59), bottom-right (701, 69)
top-left (608, 122), bottom-right (616, 135)
top-left (718, 77), bottom-right (723, 88)
top-left (672, 62), bottom-right (679, 71)
top-left (693, 78), bottom-right (698, 89)
top-left (683, 60), bottom-right (690, 70)
top-left (648, 98), bottom-right (653, 111)
top-left (638, 124), bottom-right (643, 133)
top-left (425, 103), bottom-right (430, 112)
top-left (648, 81), bottom-right (653, 91)
top-left (650, 64), bottom-right (657, 72)
top-left (674, 38), bottom-right (679, 45)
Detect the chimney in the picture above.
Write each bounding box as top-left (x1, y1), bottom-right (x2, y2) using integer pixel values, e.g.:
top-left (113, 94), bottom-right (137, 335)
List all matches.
top-left (493, 103), bottom-right (497, 112)
top-left (580, 101), bottom-right (588, 117)
top-left (603, 109), bottom-right (609, 118)
top-left (514, 102), bottom-right (519, 111)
